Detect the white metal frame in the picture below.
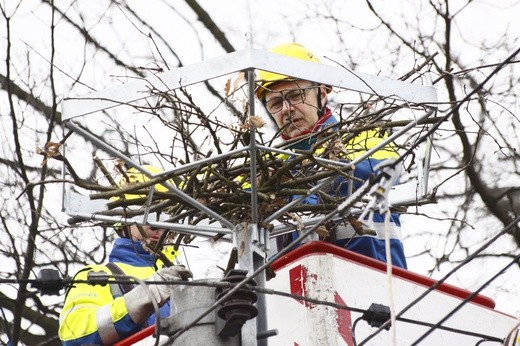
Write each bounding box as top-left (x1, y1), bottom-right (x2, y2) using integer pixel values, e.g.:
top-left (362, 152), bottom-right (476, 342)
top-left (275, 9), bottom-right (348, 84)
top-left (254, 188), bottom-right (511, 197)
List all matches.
top-left (60, 46), bottom-right (438, 344)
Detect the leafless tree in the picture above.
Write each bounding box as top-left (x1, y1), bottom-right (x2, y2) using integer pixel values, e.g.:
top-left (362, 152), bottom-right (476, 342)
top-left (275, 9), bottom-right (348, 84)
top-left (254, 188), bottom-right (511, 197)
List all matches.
top-left (0, 1), bottom-right (518, 345)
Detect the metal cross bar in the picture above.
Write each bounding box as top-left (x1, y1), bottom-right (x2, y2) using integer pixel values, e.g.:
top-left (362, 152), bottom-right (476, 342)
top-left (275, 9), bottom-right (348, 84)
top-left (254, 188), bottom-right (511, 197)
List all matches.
top-left (61, 48), bottom-right (437, 121)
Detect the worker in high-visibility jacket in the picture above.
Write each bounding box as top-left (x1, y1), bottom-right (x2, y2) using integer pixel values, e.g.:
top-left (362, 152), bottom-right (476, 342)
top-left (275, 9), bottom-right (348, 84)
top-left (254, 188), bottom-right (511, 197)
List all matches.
top-left (59, 166), bottom-right (193, 345)
top-left (256, 43), bottom-right (407, 269)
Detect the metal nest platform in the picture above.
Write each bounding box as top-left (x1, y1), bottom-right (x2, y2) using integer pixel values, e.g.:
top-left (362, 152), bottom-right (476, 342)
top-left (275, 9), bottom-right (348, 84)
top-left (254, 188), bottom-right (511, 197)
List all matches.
top-left (59, 45), bottom-right (438, 343)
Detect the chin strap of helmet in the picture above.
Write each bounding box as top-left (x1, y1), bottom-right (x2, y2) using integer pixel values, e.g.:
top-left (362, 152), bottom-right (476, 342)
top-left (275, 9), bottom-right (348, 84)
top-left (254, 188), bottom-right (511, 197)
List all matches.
top-left (115, 224), bottom-right (131, 239)
top-left (316, 85), bottom-right (325, 117)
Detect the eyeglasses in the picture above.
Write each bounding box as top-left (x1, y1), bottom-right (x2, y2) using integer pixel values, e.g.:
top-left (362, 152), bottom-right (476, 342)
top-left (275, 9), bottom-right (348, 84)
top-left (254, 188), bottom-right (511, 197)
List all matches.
top-left (264, 87), bottom-right (315, 113)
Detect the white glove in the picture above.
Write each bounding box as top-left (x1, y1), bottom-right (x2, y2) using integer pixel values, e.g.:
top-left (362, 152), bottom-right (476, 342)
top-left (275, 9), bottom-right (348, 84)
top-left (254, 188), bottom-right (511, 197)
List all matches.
top-left (124, 265), bottom-right (193, 324)
top-left (148, 265), bottom-right (193, 305)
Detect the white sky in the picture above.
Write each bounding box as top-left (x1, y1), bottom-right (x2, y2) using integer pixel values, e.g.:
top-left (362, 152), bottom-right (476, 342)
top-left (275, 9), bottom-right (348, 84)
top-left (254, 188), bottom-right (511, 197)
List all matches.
top-left (1, 1), bottom-right (519, 342)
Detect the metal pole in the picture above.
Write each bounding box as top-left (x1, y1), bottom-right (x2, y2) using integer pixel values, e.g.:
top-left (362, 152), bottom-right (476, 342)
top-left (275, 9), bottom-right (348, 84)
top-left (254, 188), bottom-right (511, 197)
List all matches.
top-left (245, 32), bottom-right (268, 346)
top-left (246, 32), bottom-right (259, 230)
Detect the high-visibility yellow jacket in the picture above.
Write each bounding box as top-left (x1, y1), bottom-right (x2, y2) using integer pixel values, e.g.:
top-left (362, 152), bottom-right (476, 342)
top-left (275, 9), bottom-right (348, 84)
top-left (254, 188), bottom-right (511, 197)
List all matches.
top-left (274, 110), bottom-right (407, 268)
top-left (59, 238), bottom-right (177, 345)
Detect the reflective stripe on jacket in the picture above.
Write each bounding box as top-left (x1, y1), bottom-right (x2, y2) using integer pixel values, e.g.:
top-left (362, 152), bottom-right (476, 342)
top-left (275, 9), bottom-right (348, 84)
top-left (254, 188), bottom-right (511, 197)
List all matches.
top-left (281, 113), bottom-right (408, 269)
top-left (59, 238), bottom-right (174, 345)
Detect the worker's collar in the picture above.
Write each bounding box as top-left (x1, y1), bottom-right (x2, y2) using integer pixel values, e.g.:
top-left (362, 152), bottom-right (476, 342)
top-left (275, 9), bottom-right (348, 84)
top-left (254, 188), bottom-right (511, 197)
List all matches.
top-left (110, 237), bottom-right (157, 267)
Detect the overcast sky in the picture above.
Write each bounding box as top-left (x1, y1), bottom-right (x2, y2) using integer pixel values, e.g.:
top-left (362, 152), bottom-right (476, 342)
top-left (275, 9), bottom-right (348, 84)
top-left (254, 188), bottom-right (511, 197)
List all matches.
top-left (2, 0), bottom-right (519, 324)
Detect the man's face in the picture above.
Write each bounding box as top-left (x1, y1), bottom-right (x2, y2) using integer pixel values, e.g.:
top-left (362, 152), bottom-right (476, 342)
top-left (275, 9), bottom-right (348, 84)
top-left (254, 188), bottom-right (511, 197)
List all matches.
top-left (129, 224), bottom-right (164, 244)
top-left (264, 80), bottom-right (325, 139)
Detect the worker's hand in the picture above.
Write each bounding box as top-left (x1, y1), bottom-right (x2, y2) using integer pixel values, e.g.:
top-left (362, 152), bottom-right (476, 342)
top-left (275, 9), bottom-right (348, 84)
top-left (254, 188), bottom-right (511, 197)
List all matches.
top-left (124, 265), bottom-right (193, 324)
top-left (148, 265), bottom-right (193, 305)
top-left (156, 265), bottom-right (193, 281)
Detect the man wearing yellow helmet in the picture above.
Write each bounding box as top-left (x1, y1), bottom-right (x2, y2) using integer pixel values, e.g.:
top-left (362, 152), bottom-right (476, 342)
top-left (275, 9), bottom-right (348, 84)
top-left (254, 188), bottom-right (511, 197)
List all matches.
top-left (256, 43), bottom-right (407, 269)
top-left (256, 43), bottom-right (332, 136)
top-left (59, 166), bottom-right (192, 345)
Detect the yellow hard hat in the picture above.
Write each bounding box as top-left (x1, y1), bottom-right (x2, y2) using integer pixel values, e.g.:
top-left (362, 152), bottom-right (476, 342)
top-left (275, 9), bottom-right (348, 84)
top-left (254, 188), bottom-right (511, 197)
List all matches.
top-left (117, 165), bottom-right (169, 200)
top-left (111, 165), bottom-right (170, 236)
top-left (256, 43), bottom-right (322, 100)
